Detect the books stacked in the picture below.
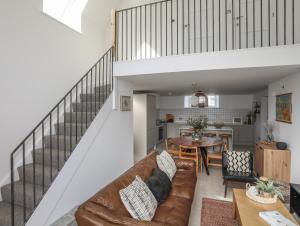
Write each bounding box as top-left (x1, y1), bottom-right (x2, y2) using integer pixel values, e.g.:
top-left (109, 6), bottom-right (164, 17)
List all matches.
top-left (259, 211), bottom-right (298, 226)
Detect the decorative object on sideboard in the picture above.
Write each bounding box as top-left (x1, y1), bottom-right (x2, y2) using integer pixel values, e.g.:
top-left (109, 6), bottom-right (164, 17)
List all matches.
top-left (276, 93), bottom-right (292, 124)
top-left (264, 122), bottom-right (275, 142)
top-left (276, 142), bottom-right (288, 150)
top-left (120, 96), bottom-right (132, 111)
top-left (187, 116), bottom-right (208, 141)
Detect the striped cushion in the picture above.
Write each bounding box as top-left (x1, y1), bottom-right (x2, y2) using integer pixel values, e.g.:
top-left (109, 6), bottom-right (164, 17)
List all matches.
top-left (119, 176), bottom-right (157, 221)
top-left (156, 150), bottom-right (177, 180)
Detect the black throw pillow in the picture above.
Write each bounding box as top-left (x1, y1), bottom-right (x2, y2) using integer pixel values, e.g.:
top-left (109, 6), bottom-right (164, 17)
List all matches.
top-left (146, 168), bottom-right (172, 204)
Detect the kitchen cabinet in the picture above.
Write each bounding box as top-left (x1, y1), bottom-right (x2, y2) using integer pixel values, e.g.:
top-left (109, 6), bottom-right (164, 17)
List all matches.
top-left (232, 125), bottom-right (254, 146)
top-left (133, 94), bottom-right (158, 161)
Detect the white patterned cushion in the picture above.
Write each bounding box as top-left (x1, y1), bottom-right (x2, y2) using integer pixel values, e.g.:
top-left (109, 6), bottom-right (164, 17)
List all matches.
top-left (119, 176), bottom-right (157, 221)
top-left (156, 150), bottom-right (177, 180)
top-left (226, 150), bottom-right (251, 173)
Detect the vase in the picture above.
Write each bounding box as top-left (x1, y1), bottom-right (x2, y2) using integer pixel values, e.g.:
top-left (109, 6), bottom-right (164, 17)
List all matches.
top-left (192, 130), bottom-right (202, 141)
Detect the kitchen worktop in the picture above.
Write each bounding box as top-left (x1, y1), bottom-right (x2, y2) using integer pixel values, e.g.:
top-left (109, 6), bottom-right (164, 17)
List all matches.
top-left (169, 121), bottom-right (250, 126)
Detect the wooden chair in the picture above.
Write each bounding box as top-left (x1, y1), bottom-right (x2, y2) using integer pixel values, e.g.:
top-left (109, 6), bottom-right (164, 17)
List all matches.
top-left (220, 134), bottom-right (231, 148)
top-left (165, 139), bottom-right (180, 157)
top-left (207, 143), bottom-right (228, 168)
top-left (179, 145), bottom-right (201, 176)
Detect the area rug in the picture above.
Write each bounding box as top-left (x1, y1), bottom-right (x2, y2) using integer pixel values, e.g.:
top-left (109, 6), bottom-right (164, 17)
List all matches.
top-left (201, 198), bottom-right (239, 226)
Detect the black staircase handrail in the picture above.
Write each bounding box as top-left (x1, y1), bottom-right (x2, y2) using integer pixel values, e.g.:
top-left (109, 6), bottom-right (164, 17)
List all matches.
top-left (10, 47), bottom-right (114, 226)
top-left (115, 0), bottom-right (297, 61)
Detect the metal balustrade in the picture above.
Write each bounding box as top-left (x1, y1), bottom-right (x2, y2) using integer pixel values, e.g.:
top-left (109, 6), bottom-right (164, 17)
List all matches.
top-left (9, 48), bottom-right (113, 226)
top-left (115, 0), bottom-right (299, 61)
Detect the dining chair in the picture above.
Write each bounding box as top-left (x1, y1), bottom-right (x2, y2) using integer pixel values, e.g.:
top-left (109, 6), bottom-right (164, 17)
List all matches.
top-left (219, 133), bottom-right (231, 148)
top-left (207, 143), bottom-right (228, 168)
top-left (165, 138), bottom-right (180, 157)
top-left (179, 145), bottom-right (201, 176)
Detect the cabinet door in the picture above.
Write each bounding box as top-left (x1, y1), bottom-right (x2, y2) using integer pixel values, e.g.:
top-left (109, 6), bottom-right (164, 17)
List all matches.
top-left (147, 95), bottom-right (157, 130)
top-left (147, 128), bottom-right (158, 152)
top-left (232, 126), bottom-right (240, 145)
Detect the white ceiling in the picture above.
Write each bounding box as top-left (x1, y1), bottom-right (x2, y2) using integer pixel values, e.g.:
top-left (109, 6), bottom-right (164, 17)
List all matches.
top-left (123, 66), bottom-right (300, 95)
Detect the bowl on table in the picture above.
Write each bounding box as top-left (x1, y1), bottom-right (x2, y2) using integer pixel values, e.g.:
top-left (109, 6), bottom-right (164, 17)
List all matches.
top-left (214, 122), bottom-right (224, 129)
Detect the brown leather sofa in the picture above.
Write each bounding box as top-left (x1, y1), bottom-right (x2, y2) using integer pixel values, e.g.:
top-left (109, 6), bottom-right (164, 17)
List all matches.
top-left (75, 151), bottom-right (197, 226)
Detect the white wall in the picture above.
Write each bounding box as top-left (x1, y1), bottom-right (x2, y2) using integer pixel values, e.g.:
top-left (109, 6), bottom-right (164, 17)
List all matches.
top-left (268, 72), bottom-right (300, 184)
top-left (0, 0), bottom-right (121, 188)
top-left (219, 95), bottom-right (253, 109)
top-left (158, 94), bottom-right (253, 109)
top-left (26, 78), bottom-right (134, 226)
top-left (253, 89), bottom-right (268, 141)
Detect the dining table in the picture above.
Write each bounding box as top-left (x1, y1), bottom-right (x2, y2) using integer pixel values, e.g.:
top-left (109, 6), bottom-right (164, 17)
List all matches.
top-left (168, 136), bottom-right (224, 175)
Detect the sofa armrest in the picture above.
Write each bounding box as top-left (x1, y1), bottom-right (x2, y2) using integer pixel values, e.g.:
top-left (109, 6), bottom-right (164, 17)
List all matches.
top-left (175, 158), bottom-right (195, 170)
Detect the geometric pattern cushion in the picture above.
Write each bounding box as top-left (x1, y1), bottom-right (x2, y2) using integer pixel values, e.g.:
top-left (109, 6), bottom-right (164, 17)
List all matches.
top-left (156, 150), bottom-right (177, 180)
top-left (226, 150), bottom-right (251, 173)
top-left (119, 176), bottom-right (158, 221)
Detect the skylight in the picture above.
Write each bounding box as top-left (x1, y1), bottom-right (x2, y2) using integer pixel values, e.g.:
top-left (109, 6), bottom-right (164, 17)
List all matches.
top-left (43, 0), bottom-right (88, 33)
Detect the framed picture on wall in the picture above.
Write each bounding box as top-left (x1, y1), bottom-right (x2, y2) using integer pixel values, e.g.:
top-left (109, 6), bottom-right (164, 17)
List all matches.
top-left (276, 93), bottom-right (292, 124)
top-left (120, 96), bottom-right (132, 111)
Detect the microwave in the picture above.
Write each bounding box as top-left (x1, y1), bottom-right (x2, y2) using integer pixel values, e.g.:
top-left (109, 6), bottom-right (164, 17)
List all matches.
top-left (233, 117), bottom-right (242, 124)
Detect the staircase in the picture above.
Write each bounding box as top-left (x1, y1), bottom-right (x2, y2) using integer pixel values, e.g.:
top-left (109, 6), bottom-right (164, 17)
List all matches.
top-left (0, 48), bottom-right (114, 226)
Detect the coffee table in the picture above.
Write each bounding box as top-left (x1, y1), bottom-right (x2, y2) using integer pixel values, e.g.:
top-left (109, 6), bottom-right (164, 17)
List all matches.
top-left (233, 189), bottom-right (299, 226)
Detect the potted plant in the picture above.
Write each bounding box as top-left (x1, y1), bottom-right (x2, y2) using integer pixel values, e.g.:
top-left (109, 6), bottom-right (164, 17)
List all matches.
top-left (255, 177), bottom-right (284, 199)
top-left (187, 116), bottom-right (208, 140)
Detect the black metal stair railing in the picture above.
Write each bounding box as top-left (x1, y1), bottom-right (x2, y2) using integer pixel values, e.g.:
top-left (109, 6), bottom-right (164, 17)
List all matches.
top-left (9, 47), bottom-right (114, 226)
top-left (115, 0), bottom-right (298, 61)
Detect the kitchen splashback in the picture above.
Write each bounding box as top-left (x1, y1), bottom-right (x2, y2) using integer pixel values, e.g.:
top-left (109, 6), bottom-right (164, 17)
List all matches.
top-left (159, 108), bottom-right (251, 123)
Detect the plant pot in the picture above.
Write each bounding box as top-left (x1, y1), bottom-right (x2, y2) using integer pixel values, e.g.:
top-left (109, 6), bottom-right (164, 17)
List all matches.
top-left (261, 192), bottom-right (274, 199)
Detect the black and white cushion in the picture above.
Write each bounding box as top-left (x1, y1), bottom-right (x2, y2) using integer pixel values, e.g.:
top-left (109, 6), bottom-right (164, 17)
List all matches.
top-left (226, 150), bottom-right (251, 173)
top-left (156, 150), bottom-right (177, 180)
top-left (119, 176), bottom-right (157, 221)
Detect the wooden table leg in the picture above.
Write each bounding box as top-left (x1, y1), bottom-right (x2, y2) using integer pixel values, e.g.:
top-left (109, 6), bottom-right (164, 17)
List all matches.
top-left (200, 147), bottom-right (210, 175)
top-left (233, 192), bottom-right (237, 220)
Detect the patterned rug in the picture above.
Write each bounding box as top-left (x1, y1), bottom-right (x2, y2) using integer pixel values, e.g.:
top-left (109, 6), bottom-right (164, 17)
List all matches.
top-left (201, 198), bottom-right (239, 226)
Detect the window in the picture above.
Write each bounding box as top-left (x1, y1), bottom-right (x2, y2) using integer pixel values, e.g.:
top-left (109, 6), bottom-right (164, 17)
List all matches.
top-left (184, 95), bottom-right (219, 108)
top-left (43, 0), bottom-right (88, 33)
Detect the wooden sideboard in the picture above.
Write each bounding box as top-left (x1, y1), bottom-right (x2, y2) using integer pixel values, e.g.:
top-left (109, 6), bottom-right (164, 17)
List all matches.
top-left (254, 142), bottom-right (291, 183)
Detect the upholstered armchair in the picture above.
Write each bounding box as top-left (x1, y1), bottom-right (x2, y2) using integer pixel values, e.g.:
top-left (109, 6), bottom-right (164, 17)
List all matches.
top-left (222, 150), bottom-right (256, 197)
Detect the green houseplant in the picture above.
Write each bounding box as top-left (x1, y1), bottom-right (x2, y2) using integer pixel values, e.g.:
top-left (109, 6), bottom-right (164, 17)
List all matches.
top-left (255, 177), bottom-right (284, 199)
top-left (187, 116), bottom-right (208, 140)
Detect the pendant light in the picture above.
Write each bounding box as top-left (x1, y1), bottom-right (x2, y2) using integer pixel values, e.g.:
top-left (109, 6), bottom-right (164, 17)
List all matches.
top-left (191, 84), bottom-right (208, 108)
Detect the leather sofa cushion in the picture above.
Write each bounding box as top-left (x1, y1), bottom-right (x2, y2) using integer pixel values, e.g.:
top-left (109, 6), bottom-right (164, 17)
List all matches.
top-left (153, 196), bottom-right (192, 226)
top-left (170, 170), bottom-right (197, 200)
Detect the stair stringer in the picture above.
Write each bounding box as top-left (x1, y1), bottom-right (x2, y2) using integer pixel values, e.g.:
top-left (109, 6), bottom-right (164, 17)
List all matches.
top-left (25, 92), bottom-right (134, 226)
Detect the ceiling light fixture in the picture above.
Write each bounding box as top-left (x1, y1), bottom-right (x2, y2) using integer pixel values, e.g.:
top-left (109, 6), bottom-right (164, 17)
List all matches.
top-left (191, 84), bottom-right (208, 108)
